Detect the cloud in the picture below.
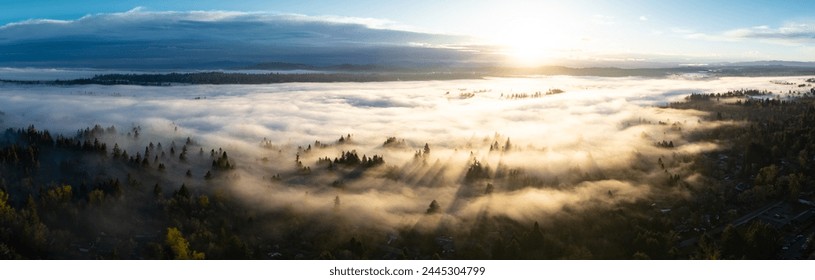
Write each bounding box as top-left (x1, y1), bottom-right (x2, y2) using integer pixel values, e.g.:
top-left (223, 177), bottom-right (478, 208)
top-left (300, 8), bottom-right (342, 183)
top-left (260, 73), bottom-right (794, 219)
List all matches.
top-left (0, 8), bottom-right (479, 68)
top-left (724, 23), bottom-right (815, 49)
top-left (1, 75), bottom-right (807, 230)
top-left (670, 27), bottom-right (694, 34)
top-left (639, 16), bottom-right (648, 21)
top-left (724, 23), bottom-right (815, 40)
top-left (682, 22), bottom-right (815, 46)
top-left (592, 15), bottom-right (616, 25)
top-left (0, 7), bottom-right (413, 38)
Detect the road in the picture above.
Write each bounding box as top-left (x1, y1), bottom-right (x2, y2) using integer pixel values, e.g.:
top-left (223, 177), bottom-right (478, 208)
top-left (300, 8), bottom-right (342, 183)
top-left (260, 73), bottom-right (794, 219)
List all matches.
top-left (678, 201), bottom-right (783, 248)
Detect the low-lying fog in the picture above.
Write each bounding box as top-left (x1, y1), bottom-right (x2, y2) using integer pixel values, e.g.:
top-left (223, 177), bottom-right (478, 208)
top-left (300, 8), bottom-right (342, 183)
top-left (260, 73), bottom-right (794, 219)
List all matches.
top-left (0, 75), bottom-right (810, 231)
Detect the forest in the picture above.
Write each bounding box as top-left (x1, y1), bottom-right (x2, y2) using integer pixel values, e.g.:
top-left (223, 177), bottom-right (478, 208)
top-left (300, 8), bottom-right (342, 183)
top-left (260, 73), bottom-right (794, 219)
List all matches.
top-left (1, 82), bottom-right (815, 260)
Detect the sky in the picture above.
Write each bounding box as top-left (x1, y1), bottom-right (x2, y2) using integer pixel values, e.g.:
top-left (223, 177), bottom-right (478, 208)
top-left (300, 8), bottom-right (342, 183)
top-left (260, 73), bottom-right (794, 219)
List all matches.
top-left (1, 0), bottom-right (814, 67)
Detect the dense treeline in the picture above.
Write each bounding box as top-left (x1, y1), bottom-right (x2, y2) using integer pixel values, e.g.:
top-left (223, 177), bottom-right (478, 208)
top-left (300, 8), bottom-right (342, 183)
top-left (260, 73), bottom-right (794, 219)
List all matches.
top-left (0, 125), bottom-right (246, 259)
top-left (669, 90), bottom-right (815, 259)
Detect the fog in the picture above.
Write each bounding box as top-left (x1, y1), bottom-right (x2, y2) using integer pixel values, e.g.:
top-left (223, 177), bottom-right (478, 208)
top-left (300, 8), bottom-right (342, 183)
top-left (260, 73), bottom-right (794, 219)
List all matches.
top-left (0, 75), bottom-right (810, 232)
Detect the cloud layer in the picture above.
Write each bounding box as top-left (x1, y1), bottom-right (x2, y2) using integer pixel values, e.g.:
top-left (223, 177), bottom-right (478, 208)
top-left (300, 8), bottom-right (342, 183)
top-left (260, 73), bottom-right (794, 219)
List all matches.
top-left (0, 8), bottom-right (480, 69)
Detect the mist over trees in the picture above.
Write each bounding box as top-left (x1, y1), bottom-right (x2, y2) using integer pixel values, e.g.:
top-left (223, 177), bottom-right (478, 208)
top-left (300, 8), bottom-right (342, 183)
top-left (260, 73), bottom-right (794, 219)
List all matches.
top-left (2, 77), bottom-right (815, 259)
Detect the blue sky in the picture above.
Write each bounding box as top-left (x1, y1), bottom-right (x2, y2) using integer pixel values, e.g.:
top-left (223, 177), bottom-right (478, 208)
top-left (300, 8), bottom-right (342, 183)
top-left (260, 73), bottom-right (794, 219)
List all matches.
top-left (1, 0), bottom-right (814, 66)
top-left (3, 0), bottom-right (812, 31)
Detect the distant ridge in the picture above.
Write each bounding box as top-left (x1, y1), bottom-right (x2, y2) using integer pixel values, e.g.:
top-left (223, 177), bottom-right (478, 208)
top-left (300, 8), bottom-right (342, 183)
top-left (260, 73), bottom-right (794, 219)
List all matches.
top-left (240, 61), bottom-right (815, 77)
top-left (242, 62), bottom-right (407, 72)
top-left (1, 63), bottom-right (813, 86)
top-left (723, 61), bottom-right (815, 67)
top-left (243, 62), bottom-right (317, 70)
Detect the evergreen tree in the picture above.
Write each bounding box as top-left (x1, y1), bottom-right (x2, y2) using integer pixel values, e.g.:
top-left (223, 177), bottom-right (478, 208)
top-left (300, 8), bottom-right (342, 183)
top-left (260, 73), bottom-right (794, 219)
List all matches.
top-left (426, 200), bottom-right (440, 214)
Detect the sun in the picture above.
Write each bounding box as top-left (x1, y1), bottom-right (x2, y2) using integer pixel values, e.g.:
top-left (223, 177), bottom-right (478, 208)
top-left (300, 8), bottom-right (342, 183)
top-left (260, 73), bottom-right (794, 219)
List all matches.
top-left (503, 31), bottom-right (552, 67)
top-left (484, 12), bottom-right (580, 67)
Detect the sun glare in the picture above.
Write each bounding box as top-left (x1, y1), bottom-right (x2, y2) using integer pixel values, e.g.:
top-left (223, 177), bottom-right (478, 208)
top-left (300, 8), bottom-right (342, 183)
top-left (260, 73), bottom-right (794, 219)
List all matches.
top-left (484, 7), bottom-right (581, 67)
top-left (503, 28), bottom-right (552, 67)
top-left (498, 17), bottom-right (574, 67)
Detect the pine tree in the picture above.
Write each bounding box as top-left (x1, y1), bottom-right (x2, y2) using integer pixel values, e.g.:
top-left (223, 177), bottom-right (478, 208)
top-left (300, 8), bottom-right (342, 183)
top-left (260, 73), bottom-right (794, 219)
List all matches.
top-left (426, 200), bottom-right (440, 214)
